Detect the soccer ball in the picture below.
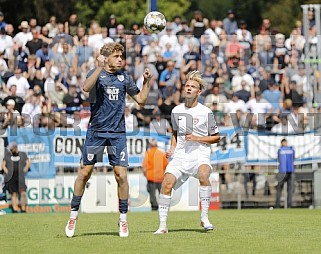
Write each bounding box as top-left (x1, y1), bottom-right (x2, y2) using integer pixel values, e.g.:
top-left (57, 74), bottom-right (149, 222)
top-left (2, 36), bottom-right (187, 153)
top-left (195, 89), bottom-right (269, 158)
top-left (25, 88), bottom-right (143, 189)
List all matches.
top-left (144, 11), bottom-right (166, 34)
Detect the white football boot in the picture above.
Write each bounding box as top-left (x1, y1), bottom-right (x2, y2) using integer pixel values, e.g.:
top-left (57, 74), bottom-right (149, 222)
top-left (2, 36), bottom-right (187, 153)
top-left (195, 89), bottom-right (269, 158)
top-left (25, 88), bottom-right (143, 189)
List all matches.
top-left (201, 217), bottom-right (214, 231)
top-left (65, 217), bottom-right (77, 237)
top-left (154, 227), bottom-right (168, 234)
top-left (119, 220), bottom-right (129, 237)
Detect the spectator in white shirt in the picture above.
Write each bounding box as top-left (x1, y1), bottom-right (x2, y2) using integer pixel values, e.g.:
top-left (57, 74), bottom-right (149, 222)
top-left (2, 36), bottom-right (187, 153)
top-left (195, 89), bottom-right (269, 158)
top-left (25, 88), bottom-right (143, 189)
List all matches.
top-left (6, 68), bottom-right (30, 99)
top-left (124, 106), bottom-right (138, 132)
top-left (13, 21), bottom-right (32, 48)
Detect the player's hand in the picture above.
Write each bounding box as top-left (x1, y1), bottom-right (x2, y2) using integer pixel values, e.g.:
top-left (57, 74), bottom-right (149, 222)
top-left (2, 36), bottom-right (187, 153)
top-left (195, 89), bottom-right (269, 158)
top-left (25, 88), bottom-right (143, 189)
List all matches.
top-left (96, 55), bottom-right (106, 68)
top-left (143, 68), bottom-right (152, 84)
top-left (185, 133), bottom-right (197, 141)
top-left (166, 149), bottom-right (174, 158)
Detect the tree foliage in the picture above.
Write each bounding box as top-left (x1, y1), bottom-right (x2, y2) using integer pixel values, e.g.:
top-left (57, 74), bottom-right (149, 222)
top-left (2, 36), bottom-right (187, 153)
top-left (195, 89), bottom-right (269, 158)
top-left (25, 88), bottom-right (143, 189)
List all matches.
top-left (0, 0), bottom-right (319, 33)
top-left (75, 0), bottom-right (190, 28)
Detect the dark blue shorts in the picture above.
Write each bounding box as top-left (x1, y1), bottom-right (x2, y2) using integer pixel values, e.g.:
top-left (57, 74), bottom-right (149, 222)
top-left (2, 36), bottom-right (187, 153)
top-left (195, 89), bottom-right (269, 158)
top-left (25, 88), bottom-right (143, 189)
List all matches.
top-left (81, 130), bottom-right (128, 167)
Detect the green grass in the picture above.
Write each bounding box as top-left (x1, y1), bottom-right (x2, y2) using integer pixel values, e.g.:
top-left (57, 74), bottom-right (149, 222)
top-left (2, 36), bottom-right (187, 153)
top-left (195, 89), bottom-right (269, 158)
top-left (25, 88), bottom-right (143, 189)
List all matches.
top-left (1, 209), bottom-right (321, 254)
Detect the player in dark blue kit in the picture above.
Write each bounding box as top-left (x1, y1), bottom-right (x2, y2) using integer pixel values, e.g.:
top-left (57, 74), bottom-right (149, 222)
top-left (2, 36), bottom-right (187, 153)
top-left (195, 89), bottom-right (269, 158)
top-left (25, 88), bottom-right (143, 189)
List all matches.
top-left (65, 42), bottom-right (152, 238)
top-left (275, 139), bottom-right (295, 208)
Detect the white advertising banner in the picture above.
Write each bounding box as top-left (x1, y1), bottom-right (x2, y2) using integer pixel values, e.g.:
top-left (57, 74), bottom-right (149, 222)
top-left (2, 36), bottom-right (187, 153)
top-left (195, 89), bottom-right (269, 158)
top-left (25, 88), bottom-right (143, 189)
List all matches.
top-left (246, 132), bottom-right (321, 165)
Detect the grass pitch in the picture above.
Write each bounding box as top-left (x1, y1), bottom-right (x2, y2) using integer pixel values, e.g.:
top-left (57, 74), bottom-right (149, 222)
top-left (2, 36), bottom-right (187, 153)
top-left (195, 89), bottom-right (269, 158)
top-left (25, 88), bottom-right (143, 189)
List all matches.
top-left (1, 209), bottom-right (321, 254)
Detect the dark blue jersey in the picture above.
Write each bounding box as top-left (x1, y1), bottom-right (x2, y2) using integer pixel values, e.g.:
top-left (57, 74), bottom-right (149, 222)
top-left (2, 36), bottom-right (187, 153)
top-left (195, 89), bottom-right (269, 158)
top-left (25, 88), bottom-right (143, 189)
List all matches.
top-left (278, 146), bottom-right (295, 173)
top-left (87, 68), bottom-right (139, 132)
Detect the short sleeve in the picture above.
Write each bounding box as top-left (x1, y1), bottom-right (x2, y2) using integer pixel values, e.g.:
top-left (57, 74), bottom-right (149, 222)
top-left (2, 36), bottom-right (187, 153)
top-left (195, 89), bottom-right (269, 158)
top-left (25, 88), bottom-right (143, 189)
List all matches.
top-left (208, 111), bottom-right (219, 135)
top-left (126, 73), bottom-right (140, 97)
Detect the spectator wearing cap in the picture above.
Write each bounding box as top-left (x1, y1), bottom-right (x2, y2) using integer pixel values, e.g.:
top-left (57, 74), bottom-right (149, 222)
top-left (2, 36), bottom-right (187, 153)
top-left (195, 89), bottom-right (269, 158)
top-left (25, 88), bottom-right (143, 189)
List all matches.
top-left (6, 68), bottom-right (30, 99)
top-left (2, 141), bottom-right (30, 213)
top-left (13, 21), bottom-right (33, 48)
top-left (273, 33), bottom-right (288, 71)
top-left (0, 11), bottom-right (6, 30)
top-left (190, 10), bottom-right (209, 39)
top-left (106, 14), bottom-right (118, 38)
top-left (223, 9), bottom-right (238, 35)
top-left (3, 84), bottom-right (25, 113)
top-left (1, 98), bottom-right (22, 130)
top-left (35, 42), bottom-right (55, 69)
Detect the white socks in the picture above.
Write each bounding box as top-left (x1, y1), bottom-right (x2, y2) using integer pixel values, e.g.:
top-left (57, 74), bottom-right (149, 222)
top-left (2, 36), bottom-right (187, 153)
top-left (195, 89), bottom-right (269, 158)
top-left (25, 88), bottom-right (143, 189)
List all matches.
top-left (199, 186), bottom-right (212, 219)
top-left (70, 210), bottom-right (78, 219)
top-left (158, 194), bottom-right (171, 228)
top-left (119, 213), bottom-right (127, 221)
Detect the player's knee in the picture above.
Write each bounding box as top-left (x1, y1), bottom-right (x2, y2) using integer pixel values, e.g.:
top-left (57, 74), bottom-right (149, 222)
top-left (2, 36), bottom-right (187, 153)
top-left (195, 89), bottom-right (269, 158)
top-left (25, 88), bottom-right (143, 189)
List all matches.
top-left (162, 179), bottom-right (174, 193)
top-left (115, 171), bottom-right (128, 184)
top-left (198, 172), bottom-right (210, 185)
top-left (78, 167), bottom-right (92, 182)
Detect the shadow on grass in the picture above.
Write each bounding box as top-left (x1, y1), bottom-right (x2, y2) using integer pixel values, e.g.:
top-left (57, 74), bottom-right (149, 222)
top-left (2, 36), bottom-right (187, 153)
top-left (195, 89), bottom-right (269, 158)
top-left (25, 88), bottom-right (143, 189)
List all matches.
top-left (77, 231), bottom-right (119, 237)
top-left (141, 228), bottom-right (211, 234)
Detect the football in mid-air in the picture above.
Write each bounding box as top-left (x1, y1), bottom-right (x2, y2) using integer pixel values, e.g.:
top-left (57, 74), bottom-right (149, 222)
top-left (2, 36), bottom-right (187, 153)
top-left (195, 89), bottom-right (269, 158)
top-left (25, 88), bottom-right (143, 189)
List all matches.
top-left (144, 11), bottom-right (166, 34)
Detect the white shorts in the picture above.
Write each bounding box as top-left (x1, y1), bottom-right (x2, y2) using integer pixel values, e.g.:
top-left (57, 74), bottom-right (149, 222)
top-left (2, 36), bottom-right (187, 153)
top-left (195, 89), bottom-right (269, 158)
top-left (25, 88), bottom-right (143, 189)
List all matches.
top-left (165, 155), bottom-right (212, 190)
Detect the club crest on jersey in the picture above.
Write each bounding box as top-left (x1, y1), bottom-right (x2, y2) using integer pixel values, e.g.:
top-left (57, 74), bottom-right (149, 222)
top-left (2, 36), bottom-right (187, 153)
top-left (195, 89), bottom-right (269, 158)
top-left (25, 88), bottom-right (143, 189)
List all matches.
top-left (87, 154), bottom-right (94, 161)
top-left (193, 118), bottom-right (199, 125)
top-left (117, 75), bottom-right (124, 82)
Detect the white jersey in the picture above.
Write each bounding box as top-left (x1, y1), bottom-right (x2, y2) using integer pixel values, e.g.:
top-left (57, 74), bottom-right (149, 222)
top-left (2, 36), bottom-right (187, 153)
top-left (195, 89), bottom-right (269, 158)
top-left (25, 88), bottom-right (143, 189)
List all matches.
top-left (171, 103), bottom-right (219, 161)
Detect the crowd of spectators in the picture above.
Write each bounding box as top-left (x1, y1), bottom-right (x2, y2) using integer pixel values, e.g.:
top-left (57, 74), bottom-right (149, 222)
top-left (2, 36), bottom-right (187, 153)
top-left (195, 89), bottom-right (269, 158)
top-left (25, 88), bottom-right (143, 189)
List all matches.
top-left (0, 8), bottom-right (320, 135)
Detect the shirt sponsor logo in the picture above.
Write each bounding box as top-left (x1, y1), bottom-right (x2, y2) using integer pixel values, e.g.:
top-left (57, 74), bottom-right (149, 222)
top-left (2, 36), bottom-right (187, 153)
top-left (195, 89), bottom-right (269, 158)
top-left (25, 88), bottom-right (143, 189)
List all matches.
top-left (106, 87), bottom-right (119, 100)
top-left (100, 75), bottom-right (106, 78)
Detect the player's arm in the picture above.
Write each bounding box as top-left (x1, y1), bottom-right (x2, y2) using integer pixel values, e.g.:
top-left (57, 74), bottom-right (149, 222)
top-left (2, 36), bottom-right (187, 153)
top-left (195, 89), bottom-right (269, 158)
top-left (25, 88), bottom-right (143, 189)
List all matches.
top-left (83, 55), bottom-right (104, 92)
top-left (166, 130), bottom-right (177, 158)
top-left (132, 68), bottom-right (152, 107)
top-left (23, 158), bottom-right (31, 173)
top-left (1, 159), bottom-right (8, 174)
top-left (185, 133), bottom-right (220, 144)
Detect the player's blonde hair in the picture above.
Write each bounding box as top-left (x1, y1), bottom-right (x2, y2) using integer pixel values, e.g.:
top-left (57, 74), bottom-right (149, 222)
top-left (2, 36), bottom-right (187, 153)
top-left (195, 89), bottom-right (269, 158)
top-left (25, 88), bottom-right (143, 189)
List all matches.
top-left (185, 70), bottom-right (208, 91)
top-left (100, 42), bottom-right (124, 57)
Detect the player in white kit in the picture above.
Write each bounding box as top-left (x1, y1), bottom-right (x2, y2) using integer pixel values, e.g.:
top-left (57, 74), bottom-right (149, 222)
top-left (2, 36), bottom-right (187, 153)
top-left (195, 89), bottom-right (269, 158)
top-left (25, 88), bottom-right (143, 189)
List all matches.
top-left (154, 70), bottom-right (220, 234)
